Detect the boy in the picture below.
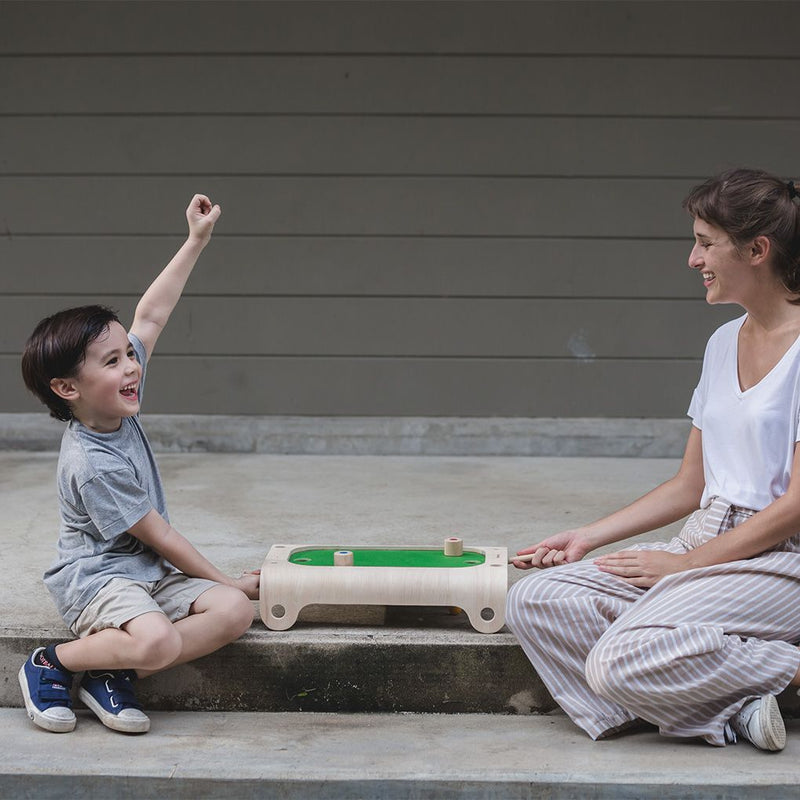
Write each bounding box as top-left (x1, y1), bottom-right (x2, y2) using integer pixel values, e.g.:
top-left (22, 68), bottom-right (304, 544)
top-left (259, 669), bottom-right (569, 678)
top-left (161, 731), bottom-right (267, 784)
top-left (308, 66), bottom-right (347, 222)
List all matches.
top-left (18, 194), bottom-right (259, 734)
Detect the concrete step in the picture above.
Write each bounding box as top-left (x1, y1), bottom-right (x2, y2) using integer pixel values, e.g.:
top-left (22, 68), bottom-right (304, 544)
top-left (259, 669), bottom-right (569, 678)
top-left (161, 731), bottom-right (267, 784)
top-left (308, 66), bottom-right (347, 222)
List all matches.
top-left (5, 612), bottom-right (800, 717)
top-left (4, 452), bottom-right (717, 715)
top-left (2, 709), bottom-right (799, 799)
top-left (2, 609), bottom-right (551, 714)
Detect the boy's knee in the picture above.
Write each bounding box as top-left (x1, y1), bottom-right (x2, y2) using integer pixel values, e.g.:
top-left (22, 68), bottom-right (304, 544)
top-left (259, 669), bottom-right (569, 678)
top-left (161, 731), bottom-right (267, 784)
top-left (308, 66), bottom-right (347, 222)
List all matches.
top-left (228, 589), bottom-right (255, 635)
top-left (134, 621), bottom-right (183, 671)
top-left (203, 586), bottom-right (254, 637)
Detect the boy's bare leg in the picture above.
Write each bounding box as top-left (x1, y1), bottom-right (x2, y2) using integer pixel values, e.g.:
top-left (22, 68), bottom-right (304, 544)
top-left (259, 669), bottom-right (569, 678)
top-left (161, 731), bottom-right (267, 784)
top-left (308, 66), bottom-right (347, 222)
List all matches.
top-left (54, 585), bottom-right (253, 676)
top-left (138, 585), bottom-right (254, 677)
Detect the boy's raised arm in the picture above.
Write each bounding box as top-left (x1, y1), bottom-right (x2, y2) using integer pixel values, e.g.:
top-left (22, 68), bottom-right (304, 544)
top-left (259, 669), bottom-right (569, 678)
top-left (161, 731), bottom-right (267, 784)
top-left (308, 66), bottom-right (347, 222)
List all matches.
top-left (130, 194), bottom-right (221, 361)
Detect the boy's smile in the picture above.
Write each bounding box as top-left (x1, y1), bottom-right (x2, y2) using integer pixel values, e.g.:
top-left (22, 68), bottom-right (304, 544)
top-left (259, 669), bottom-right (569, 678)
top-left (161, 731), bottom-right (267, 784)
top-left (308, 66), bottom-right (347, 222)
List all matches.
top-left (57, 321), bottom-right (142, 433)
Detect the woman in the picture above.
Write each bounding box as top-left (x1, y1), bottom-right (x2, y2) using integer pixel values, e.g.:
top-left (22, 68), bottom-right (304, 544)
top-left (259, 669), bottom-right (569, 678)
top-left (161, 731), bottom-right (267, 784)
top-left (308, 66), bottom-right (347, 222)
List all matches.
top-left (507, 168), bottom-right (800, 750)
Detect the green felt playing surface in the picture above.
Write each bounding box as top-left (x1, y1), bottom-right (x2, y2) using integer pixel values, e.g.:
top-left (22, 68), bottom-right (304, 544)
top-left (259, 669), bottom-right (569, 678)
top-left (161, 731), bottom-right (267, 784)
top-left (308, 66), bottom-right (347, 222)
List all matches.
top-left (289, 548), bottom-right (485, 568)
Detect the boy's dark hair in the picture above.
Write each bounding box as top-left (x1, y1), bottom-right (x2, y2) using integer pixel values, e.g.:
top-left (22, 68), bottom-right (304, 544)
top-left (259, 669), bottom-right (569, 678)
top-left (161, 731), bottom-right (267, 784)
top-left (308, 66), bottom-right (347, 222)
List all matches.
top-left (21, 305), bottom-right (122, 421)
top-left (683, 168), bottom-right (800, 299)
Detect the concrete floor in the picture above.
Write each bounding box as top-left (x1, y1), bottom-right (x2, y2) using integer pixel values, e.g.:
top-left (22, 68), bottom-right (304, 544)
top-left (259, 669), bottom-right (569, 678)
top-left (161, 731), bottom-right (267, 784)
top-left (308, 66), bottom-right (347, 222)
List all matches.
top-left (4, 452), bottom-right (800, 797)
top-left (0, 451), bottom-right (683, 633)
top-left (2, 709), bottom-right (799, 798)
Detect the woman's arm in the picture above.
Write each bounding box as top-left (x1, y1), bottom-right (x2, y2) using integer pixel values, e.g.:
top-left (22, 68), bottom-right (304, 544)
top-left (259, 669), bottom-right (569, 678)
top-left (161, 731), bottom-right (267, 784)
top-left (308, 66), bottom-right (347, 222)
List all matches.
top-left (595, 439), bottom-right (800, 587)
top-left (512, 426), bottom-right (705, 568)
top-left (686, 441), bottom-right (800, 565)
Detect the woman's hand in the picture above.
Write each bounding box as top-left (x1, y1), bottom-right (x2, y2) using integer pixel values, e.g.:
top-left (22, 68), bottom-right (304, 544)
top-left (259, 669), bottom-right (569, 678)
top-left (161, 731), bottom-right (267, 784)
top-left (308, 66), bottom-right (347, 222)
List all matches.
top-left (593, 549), bottom-right (688, 588)
top-left (510, 529), bottom-right (593, 570)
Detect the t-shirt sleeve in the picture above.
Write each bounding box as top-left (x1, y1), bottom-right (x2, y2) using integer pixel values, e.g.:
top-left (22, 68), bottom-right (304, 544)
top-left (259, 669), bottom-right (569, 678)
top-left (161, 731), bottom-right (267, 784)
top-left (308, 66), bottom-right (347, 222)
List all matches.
top-left (687, 329), bottom-right (718, 431)
top-left (79, 467), bottom-right (153, 540)
top-left (795, 394), bottom-right (800, 443)
top-left (687, 387), bottom-right (703, 430)
top-left (128, 332), bottom-right (147, 405)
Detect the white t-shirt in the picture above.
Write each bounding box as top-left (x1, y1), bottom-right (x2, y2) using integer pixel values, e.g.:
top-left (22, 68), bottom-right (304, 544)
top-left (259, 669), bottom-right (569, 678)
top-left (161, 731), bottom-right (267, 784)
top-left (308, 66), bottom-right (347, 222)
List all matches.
top-left (688, 314), bottom-right (800, 510)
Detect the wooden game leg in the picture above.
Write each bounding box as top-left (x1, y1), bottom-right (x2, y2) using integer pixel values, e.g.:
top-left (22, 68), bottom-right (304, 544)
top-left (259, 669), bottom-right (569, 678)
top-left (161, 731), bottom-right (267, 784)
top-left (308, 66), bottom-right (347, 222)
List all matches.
top-left (260, 568), bottom-right (302, 630)
top-left (264, 600), bottom-right (300, 631)
top-left (462, 602), bottom-right (504, 634)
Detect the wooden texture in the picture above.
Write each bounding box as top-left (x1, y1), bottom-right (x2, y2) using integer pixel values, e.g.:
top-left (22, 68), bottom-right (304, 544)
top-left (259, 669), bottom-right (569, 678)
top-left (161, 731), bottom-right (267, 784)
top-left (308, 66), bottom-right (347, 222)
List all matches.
top-left (4, 117), bottom-right (800, 177)
top-left (4, 1), bottom-right (799, 56)
top-left (0, 176), bottom-right (694, 236)
top-left (0, 237), bottom-right (699, 298)
top-left (0, 296), bottom-right (736, 357)
top-left (2, 356), bottom-right (706, 417)
top-left (260, 543), bottom-right (508, 634)
top-left (5, 55), bottom-right (799, 116)
top-left (2, 1), bottom-right (793, 417)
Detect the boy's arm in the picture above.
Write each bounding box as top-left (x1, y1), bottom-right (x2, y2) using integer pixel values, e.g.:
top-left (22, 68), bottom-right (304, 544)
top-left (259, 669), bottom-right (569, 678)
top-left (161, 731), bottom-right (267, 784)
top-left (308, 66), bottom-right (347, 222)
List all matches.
top-left (130, 194), bottom-right (221, 361)
top-left (128, 508), bottom-right (259, 600)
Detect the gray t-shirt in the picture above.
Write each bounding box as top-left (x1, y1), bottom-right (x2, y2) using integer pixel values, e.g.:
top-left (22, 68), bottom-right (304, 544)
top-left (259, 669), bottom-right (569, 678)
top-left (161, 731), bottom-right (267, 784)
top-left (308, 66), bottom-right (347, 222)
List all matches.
top-left (43, 333), bottom-right (175, 627)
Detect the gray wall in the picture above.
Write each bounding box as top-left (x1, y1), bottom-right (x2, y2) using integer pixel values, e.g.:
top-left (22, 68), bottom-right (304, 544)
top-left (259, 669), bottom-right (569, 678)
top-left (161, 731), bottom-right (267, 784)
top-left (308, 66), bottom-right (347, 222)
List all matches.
top-left (2, 0), bottom-right (797, 418)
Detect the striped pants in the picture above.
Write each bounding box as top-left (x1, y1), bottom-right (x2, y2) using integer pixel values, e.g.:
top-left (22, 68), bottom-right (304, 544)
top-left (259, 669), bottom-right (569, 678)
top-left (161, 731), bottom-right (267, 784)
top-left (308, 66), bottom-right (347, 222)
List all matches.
top-left (505, 499), bottom-right (800, 745)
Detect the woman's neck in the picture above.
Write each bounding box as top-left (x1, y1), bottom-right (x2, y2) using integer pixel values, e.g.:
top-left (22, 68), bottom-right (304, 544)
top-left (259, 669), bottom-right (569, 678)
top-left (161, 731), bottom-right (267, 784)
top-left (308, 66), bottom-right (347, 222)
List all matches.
top-left (740, 276), bottom-right (800, 334)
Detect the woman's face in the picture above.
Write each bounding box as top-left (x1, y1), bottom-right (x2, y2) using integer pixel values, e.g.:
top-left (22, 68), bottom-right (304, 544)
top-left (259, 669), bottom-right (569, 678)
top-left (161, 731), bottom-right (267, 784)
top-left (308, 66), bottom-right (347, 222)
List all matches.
top-left (688, 218), bottom-right (752, 305)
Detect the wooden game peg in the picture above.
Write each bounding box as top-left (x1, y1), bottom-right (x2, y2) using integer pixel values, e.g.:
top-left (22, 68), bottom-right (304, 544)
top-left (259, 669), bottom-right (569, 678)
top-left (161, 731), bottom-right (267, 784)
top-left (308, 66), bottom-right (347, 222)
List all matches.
top-left (333, 549), bottom-right (354, 566)
top-left (444, 536), bottom-right (463, 556)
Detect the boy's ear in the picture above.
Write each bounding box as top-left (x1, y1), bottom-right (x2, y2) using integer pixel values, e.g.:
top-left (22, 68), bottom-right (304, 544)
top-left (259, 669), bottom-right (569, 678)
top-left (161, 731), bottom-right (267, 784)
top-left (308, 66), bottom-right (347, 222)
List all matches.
top-left (49, 377), bottom-right (79, 401)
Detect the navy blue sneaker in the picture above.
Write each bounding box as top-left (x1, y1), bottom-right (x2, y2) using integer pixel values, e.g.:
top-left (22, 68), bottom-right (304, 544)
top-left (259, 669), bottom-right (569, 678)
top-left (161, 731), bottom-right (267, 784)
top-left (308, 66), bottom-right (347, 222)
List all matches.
top-left (78, 669), bottom-right (150, 733)
top-left (18, 647), bottom-right (76, 733)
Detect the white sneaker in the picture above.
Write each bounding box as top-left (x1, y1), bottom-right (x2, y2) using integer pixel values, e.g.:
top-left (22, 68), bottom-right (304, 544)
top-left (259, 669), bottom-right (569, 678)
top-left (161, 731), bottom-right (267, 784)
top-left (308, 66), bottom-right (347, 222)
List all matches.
top-left (729, 694), bottom-right (785, 752)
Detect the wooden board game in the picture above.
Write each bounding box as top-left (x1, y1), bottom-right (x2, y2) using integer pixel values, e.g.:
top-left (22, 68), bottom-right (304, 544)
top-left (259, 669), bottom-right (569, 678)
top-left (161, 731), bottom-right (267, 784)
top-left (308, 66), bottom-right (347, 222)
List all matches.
top-left (259, 538), bottom-right (507, 633)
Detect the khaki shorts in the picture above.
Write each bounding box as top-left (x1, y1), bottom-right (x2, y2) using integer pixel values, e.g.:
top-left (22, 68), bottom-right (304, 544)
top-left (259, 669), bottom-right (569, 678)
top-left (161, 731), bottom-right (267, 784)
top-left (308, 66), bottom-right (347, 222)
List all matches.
top-left (71, 573), bottom-right (219, 638)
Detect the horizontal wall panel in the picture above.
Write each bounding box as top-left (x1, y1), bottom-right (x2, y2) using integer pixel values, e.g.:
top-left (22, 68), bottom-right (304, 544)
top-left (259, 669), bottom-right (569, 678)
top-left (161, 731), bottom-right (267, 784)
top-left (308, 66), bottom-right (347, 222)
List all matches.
top-left (5, 116), bottom-right (800, 177)
top-left (4, 1), bottom-right (797, 57)
top-left (0, 236), bottom-right (700, 299)
top-left (2, 296), bottom-right (736, 359)
top-left (4, 56), bottom-right (799, 117)
top-left (2, 0), bottom-right (785, 423)
top-left (1, 355), bottom-right (700, 418)
top-left (0, 177), bottom-right (693, 237)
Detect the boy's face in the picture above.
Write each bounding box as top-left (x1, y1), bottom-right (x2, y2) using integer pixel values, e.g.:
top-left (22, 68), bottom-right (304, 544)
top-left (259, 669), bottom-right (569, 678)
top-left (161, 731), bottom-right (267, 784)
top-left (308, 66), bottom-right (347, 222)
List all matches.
top-left (52, 321), bottom-right (142, 433)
